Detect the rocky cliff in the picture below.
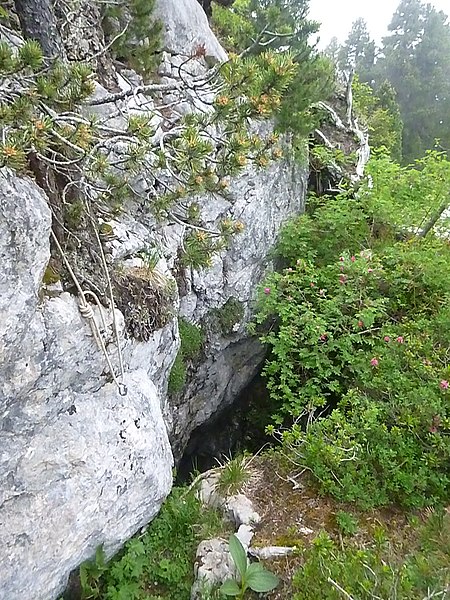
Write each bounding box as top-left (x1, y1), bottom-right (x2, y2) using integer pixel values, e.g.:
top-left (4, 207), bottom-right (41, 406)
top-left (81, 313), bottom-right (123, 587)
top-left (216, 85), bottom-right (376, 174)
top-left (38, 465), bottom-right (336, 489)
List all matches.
top-left (0, 1), bottom-right (307, 598)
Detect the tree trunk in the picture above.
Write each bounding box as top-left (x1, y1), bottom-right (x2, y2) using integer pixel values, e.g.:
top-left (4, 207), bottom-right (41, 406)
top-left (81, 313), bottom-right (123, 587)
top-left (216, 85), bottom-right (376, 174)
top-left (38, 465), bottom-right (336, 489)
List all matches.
top-left (13, 0), bottom-right (65, 59)
top-left (418, 197), bottom-right (449, 238)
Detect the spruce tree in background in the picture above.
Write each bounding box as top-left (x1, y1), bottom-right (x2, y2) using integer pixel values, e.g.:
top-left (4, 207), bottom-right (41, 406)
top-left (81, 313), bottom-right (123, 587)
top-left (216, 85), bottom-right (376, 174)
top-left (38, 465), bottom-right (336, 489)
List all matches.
top-left (337, 18), bottom-right (376, 82)
top-left (333, 0), bottom-right (450, 163)
top-left (378, 0), bottom-right (450, 162)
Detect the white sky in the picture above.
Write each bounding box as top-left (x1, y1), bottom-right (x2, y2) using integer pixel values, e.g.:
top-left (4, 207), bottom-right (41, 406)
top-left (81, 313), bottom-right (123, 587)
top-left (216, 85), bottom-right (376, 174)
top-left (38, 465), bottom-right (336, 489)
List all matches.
top-left (308, 0), bottom-right (450, 49)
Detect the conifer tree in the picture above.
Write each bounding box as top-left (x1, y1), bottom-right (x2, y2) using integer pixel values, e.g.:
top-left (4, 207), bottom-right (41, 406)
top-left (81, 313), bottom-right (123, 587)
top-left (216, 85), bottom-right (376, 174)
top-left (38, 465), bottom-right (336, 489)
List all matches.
top-left (337, 18), bottom-right (376, 82)
top-left (378, 0), bottom-right (450, 162)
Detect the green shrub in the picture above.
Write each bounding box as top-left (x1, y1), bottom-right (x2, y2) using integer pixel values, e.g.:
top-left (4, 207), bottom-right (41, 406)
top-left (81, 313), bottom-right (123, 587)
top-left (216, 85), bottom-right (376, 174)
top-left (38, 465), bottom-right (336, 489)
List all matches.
top-left (257, 152), bottom-right (450, 508)
top-left (335, 511), bottom-right (358, 537)
top-left (178, 317), bottom-right (204, 360)
top-left (212, 297), bottom-right (245, 335)
top-left (168, 351), bottom-right (187, 394)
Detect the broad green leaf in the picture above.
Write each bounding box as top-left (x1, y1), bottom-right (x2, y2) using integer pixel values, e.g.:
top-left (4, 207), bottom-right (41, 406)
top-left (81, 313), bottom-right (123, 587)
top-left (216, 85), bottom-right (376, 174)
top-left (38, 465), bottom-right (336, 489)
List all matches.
top-left (228, 534), bottom-right (248, 578)
top-left (245, 561), bottom-right (264, 576)
top-left (220, 579), bottom-right (241, 596)
top-left (247, 567), bottom-right (280, 593)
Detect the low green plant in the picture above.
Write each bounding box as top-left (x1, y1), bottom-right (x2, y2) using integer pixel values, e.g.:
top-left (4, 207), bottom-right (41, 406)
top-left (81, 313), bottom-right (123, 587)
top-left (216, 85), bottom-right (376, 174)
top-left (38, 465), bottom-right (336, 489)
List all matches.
top-left (178, 317), bottom-right (204, 361)
top-left (168, 351), bottom-right (187, 394)
top-left (216, 455), bottom-right (252, 496)
top-left (221, 534), bottom-right (279, 598)
top-left (335, 511), bottom-right (358, 537)
top-left (212, 298), bottom-right (245, 335)
top-left (168, 318), bottom-right (204, 394)
top-left (79, 487), bottom-right (225, 600)
top-left (292, 510), bottom-right (450, 600)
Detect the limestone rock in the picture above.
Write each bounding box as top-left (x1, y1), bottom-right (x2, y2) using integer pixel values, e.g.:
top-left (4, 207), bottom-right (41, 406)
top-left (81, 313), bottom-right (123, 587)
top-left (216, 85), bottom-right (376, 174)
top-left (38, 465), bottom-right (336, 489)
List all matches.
top-left (154, 0), bottom-right (228, 62)
top-left (191, 538), bottom-right (236, 600)
top-left (0, 174), bottom-right (174, 600)
top-left (249, 546), bottom-right (296, 560)
top-left (236, 524), bottom-right (254, 549)
top-left (224, 494), bottom-right (261, 527)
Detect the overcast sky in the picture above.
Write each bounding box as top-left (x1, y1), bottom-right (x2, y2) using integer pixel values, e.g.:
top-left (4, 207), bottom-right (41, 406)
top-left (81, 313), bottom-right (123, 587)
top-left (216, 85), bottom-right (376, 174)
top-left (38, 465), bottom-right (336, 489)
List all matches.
top-left (308, 0), bottom-right (450, 49)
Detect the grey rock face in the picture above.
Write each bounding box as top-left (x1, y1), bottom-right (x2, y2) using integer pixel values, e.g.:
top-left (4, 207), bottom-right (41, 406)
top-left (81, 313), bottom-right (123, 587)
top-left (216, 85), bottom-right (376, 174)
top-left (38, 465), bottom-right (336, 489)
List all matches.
top-left (0, 174), bottom-right (174, 600)
top-left (0, 1), bottom-right (307, 597)
top-left (170, 157), bottom-right (307, 456)
top-left (154, 0), bottom-right (228, 62)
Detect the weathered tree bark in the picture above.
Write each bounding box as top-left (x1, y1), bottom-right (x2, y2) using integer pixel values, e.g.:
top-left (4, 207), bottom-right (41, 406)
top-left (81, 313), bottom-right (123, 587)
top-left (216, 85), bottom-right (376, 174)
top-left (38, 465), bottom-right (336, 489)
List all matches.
top-left (13, 0), bottom-right (66, 59)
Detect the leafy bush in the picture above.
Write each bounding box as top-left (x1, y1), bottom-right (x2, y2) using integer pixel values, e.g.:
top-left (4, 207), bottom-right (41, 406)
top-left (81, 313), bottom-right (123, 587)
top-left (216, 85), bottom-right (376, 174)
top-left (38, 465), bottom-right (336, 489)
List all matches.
top-left (79, 488), bottom-right (225, 600)
top-left (257, 152), bottom-right (450, 508)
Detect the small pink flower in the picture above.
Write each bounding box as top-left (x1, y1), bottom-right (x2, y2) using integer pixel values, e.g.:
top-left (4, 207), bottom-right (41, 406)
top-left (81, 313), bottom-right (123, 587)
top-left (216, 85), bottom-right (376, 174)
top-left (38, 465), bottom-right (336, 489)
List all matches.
top-left (339, 274), bottom-right (347, 284)
top-left (430, 416), bottom-right (441, 433)
top-left (439, 380), bottom-right (449, 390)
top-left (340, 265), bottom-right (345, 272)
top-left (370, 357), bottom-right (379, 367)
top-left (319, 333), bottom-right (327, 341)
top-left (310, 282), bottom-right (315, 287)
top-left (357, 320), bottom-right (364, 328)
top-left (396, 336), bottom-right (404, 344)
top-left (384, 336), bottom-right (391, 342)
top-left (264, 287), bottom-right (271, 295)
top-left (351, 256), bottom-right (356, 262)
top-left (339, 256), bottom-right (344, 262)
top-left (319, 289), bottom-right (326, 296)
top-left (368, 268), bottom-right (374, 273)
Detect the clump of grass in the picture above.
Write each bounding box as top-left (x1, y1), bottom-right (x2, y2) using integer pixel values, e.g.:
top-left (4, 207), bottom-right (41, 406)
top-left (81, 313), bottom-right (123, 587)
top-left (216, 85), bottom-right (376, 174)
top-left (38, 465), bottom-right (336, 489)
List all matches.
top-left (216, 454), bottom-right (252, 496)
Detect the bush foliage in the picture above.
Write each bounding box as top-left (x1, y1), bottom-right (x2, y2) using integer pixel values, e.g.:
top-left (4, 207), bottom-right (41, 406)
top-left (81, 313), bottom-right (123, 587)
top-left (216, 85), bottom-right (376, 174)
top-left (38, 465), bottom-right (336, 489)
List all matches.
top-left (256, 151), bottom-right (450, 508)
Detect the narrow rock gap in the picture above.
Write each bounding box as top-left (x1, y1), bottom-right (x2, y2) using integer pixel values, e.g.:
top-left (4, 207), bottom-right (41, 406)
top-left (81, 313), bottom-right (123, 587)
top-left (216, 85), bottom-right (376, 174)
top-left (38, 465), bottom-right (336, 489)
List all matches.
top-left (176, 366), bottom-right (274, 483)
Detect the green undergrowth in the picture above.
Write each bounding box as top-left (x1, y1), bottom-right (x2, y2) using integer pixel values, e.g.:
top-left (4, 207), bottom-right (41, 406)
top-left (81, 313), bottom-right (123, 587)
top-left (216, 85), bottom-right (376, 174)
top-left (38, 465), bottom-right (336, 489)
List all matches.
top-left (292, 509), bottom-right (450, 600)
top-left (79, 487), bottom-right (227, 600)
top-left (168, 318), bottom-right (204, 394)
